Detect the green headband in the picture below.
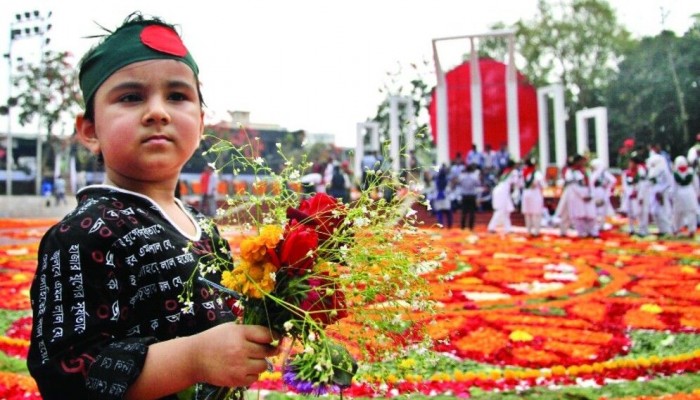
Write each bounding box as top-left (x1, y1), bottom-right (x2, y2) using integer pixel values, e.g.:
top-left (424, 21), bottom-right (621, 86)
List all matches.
top-left (79, 21), bottom-right (199, 107)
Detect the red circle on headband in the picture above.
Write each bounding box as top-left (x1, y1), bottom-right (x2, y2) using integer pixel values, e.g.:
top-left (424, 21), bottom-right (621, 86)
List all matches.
top-left (140, 25), bottom-right (188, 57)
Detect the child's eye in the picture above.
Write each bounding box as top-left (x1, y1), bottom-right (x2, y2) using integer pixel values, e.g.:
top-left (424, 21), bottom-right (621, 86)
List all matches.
top-left (119, 93), bottom-right (142, 103)
top-left (169, 92), bottom-right (188, 101)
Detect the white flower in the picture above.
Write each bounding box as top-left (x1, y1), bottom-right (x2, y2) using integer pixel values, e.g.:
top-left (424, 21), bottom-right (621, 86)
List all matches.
top-left (181, 301), bottom-right (195, 315)
top-left (254, 157), bottom-right (264, 165)
top-left (275, 142), bottom-right (281, 149)
top-left (353, 217), bottom-right (369, 228)
top-left (207, 162), bottom-right (216, 169)
top-left (289, 170), bottom-right (301, 180)
top-left (283, 321), bottom-right (294, 332)
top-left (269, 272), bottom-right (276, 282)
top-left (308, 331), bottom-right (316, 342)
top-left (303, 345), bottom-right (315, 355)
top-left (406, 209), bottom-right (417, 218)
top-left (339, 245), bottom-right (349, 260)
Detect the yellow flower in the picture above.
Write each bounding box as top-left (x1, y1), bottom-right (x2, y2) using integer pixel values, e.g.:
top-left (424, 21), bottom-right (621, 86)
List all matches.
top-left (222, 260), bottom-right (279, 298)
top-left (509, 330), bottom-right (534, 342)
top-left (681, 266), bottom-right (697, 274)
top-left (640, 303), bottom-right (663, 314)
top-left (240, 237), bottom-right (267, 263)
top-left (259, 225), bottom-right (283, 248)
top-left (398, 358), bottom-right (416, 369)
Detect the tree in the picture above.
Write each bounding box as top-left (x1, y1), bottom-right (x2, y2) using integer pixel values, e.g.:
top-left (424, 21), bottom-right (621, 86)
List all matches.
top-left (370, 58), bottom-right (435, 168)
top-left (5, 50), bottom-right (82, 177)
top-left (606, 26), bottom-right (700, 161)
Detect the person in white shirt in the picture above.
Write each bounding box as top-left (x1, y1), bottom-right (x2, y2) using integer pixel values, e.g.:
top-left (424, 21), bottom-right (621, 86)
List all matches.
top-left (686, 133), bottom-right (700, 171)
top-left (567, 155), bottom-right (598, 238)
top-left (520, 158), bottom-right (546, 237)
top-left (671, 155), bottom-right (699, 238)
top-left (457, 164), bottom-right (481, 230)
top-left (623, 152), bottom-right (650, 237)
top-left (487, 159), bottom-right (520, 234)
top-left (589, 158), bottom-right (617, 232)
top-left (553, 156), bottom-right (575, 236)
top-left (647, 153), bottom-right (674, 236)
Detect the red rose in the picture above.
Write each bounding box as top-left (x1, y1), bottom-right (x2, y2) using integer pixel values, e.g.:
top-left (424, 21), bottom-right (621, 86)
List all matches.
top-left (298, 273), bottom-right (347, 326)
top-left (287, 193), bottom-right (346, 244)
top-left (279, 221), bottom-right (318, 275)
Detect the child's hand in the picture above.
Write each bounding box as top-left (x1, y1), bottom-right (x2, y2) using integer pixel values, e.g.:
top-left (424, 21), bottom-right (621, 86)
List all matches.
top-left (190, 323), bottom-right (280, 388)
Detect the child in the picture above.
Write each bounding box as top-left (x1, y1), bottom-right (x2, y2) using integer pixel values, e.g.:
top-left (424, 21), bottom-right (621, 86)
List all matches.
top-left (671, 155), bottom-right (699, 238)
top-left (553, 156), bottom-right (575, 236)
top-left (432, 163), bottom-right (454, 228)
top-left (623, 152), bottom-right (650, 237)
top-left (27, 13), bottom-right (278, 400)
top-left (487, 159), bottom-right (520, 234)
top-left (567, 154), bottom-right (598, 238)
top-left (589, 158), bottom-right (617, 232)
top-left (647, 154), bottom-right (674, 236)
top-left (520, 158), bottom-right (546, 237)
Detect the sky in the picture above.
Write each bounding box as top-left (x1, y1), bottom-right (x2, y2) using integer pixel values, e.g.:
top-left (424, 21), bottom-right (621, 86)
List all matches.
top-left (1, 0), bottom-right (697, 148)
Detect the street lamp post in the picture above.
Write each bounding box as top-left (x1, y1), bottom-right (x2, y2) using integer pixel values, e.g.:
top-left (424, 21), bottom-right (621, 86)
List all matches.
top-left (4, 10), bottom-right (52, 196)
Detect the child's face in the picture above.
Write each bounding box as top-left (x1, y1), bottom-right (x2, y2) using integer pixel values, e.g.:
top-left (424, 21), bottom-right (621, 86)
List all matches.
top-left (77, 59), bottom-right (203, 187)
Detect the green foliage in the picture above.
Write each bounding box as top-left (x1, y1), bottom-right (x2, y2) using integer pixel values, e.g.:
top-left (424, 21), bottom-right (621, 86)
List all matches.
top-left (10, 50), bottom-right (82, 135)
top-left (371, 59), bottom-right (436, 166)
top-left (609, 21), bottom-right (700, 162)
top-left (623, 330), bottom-right (700, 359)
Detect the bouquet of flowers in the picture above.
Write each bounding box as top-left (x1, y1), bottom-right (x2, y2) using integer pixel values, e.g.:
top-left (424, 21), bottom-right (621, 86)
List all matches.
top-left (182, 136), bottom-right (438, 398)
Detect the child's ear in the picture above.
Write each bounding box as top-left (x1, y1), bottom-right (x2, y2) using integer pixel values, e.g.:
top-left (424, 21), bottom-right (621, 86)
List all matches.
top-left (75, 113), bottom-right (100, 155)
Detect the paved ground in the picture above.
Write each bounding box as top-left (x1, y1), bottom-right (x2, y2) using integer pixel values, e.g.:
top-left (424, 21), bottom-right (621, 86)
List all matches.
top-left (0, 195), bottom-right (78, 219)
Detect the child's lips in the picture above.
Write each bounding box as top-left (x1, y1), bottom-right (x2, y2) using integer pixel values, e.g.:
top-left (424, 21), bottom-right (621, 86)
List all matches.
top-left (143, 134), bottom-right (172, 144)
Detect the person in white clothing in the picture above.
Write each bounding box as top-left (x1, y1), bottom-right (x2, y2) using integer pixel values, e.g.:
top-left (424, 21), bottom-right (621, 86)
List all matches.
top-left (589, 158), bottom-right (617, 232)
top-left (647, 153), bottom-right (674, 236)
top-left (567, 155), bottom-right (598, 238)
top-left (671, 155), bottom-right (699, 238)
top-left (553, 156), bottom-right (575, 236)
top-left (520, 158), bottom-right (546, 237)
top-left (686, 133), bottom-right (700, 171)
top-left (623, 152), bottom-right (650, 236)
top-left (487, 159), bottom-right (520, 234)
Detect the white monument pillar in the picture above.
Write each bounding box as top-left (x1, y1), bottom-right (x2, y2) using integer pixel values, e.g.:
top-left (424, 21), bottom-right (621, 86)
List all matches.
top-left (536, 84), bottom-right (567, 171)
top-left (355, 122), bottom-right (380, 183)
top-left (506, 35), bottom-right (520, 159)
top-left (576, 107), bottom-right (609, 167)
top-left (432, 40), bottom-right (450, 167)
top-left (469, 38), bottom-right (484, 152)
top-left (389, 96), bottom-right (416, 173)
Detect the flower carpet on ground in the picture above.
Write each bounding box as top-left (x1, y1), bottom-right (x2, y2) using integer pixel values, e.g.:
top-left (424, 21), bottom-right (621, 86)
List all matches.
top-left (2, 218), bottom-right (700, 398)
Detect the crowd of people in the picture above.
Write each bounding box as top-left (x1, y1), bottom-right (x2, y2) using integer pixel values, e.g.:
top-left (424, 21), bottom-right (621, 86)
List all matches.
top-left (423, 139), bottom-right (700, 239)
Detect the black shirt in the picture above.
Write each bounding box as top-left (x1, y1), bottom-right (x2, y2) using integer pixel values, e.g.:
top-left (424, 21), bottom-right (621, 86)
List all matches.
top-left (28, 186), bottom-right (235, 399)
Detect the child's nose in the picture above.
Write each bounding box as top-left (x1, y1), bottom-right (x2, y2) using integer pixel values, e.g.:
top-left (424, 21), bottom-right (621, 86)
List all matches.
top-left (142, 98), bottom-right (171, 125)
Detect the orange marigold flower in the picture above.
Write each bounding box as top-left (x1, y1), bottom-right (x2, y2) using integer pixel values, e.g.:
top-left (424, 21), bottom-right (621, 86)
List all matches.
top-left (259, 225), bottom-right (283, 248)
top-left (222, 260), bottom-right (278, 298)
top-left (240, 237), bottom-right (268, 263)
